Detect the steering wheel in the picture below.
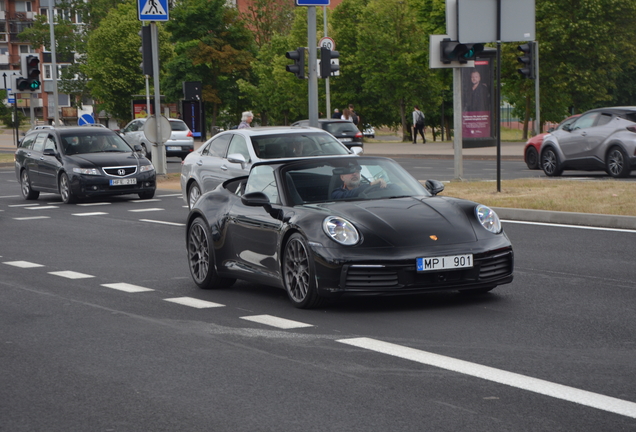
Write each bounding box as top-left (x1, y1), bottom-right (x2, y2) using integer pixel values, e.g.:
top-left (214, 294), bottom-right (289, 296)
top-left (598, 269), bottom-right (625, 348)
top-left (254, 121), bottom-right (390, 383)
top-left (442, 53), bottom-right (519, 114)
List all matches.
top-left (360, 182), bottom-right (400, 199)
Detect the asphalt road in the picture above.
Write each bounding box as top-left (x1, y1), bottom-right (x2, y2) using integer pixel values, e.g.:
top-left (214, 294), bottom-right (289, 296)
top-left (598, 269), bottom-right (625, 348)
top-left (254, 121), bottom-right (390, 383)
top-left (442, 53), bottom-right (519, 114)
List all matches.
top-left (1, 167), bottom-right (635, 431)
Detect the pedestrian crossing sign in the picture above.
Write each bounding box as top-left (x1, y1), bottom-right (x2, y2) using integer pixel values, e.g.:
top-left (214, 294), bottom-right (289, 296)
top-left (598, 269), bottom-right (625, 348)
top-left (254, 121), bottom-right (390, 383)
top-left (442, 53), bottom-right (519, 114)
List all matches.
top-left (138, 0), bottom-right (169, 21)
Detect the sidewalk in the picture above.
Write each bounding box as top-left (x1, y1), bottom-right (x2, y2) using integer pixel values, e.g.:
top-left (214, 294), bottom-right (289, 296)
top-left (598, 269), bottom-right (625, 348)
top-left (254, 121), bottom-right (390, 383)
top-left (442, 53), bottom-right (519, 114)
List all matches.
top-left (0, 126), bottom-right (525, 161)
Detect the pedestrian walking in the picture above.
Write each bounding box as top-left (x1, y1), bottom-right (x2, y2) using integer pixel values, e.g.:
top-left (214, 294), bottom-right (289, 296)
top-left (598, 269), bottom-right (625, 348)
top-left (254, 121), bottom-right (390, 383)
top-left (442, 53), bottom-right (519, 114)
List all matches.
top-left (348, 104), bottom-right (359, 126)
top-left (237, 111), bottom-right (253, 129)
top-left (332, 108), bottom-right (341, 119)
top-left (341, 108), bottom-right (354, 122)
top-left (412, 106), bottom-right (426, 144)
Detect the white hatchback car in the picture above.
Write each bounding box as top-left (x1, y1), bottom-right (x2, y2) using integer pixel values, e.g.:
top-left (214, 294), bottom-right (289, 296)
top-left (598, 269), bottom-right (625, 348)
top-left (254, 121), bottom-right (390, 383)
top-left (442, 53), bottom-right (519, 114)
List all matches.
top-left (180, 126), bottom-right (360, 209)
top-left (121, 117), bottom-right (194, 160)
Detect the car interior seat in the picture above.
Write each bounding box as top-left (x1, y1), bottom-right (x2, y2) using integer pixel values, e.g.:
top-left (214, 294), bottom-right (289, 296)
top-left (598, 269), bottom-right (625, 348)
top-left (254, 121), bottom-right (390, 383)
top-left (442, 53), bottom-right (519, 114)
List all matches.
top-left (264, 143), bottom-right (285, 158)
top-left (285, 173), bottom-right (304, 205)
top-left (328, 172), bottom-right (343, 200)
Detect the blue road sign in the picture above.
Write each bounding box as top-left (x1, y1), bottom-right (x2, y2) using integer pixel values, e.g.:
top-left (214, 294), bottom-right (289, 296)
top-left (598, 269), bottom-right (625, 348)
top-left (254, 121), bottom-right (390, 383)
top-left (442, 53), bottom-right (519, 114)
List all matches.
top-left (296, 0), bottom-right (330, 5)
top-left (78, 113), bottom-right (95, 126)
top-left (139, 0), bottom-right (169, 21)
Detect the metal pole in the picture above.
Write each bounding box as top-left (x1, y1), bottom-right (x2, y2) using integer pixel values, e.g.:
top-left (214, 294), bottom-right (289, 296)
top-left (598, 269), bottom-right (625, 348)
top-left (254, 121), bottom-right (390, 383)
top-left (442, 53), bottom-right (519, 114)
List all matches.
top-left (145, 75), bottom-right (151, 117)
top-left (534, 41), bottom-right (540, 135)
top-left (48, 0), bottom-right (59, 125)
top-left (496, 0), bottom-right (502, 193)
top-left (452, 68), bottom-right (463, 180)
top-left (150, 22), bottom-right (166, 175)
top-left (323, 7), bottom-right (330, 118)
top-left (307, 7), bottom-right (318, 128)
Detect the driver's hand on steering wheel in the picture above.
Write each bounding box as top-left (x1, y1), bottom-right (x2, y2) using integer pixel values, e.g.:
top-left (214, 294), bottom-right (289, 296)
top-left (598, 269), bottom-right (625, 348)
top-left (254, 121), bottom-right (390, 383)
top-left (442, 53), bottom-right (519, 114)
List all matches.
top-left (370, 178), bottom-right (387, 188)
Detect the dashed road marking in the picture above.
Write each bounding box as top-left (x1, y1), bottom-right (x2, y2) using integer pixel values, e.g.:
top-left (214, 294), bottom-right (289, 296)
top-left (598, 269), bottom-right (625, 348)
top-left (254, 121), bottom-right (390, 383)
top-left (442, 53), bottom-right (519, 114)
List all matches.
top-left (128, 208), bottom-right (164, 212)
top-left (139, 219), bottom-right (185, 227)
top-left (101, 283), bottom-right (154, 293)
top-left (240, 314), bottom-right (313, 329)
top-left (73, 212), bottom-right (109, 217)
top-left (130, 199), bottom-right (162, 203)
top-left (49, 270), bottom-right (94, 279)
top-left (8, 203), bottom-right (40, 207)
top-left (164, 297), bottom-right (225, 308)
top-left (14, 216), bottom-right (50, 220)
top-left (337, 337), bottom-right (636, 419)
top-left (77, 202), bottom-right (111, 207)
top-left (26, 206), bottom-right (59, 210)
top-left (3, 261), bottom-right (44, 268)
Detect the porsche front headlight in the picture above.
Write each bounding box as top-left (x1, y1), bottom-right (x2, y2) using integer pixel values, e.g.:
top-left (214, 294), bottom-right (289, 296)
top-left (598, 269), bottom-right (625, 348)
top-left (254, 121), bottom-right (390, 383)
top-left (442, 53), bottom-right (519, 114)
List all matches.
top-left (475, 205), bottom-right (502, 234)
top-left (323, 216), bottom-right (360, 246)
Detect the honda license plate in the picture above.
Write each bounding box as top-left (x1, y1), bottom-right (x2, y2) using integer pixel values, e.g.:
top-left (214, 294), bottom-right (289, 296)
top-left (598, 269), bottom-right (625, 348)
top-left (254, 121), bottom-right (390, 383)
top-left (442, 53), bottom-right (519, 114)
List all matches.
top-left (110, 178), bottom-right (137, 186)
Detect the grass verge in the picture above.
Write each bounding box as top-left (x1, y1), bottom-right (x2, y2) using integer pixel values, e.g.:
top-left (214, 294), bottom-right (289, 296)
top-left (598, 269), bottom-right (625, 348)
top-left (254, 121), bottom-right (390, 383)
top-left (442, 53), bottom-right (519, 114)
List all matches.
top-left (444, 178), bottom-right (635, 216)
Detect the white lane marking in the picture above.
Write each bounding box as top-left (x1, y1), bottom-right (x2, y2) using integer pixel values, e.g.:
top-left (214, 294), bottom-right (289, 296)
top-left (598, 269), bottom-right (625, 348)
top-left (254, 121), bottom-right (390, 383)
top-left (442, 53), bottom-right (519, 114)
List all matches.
top-left (26, 206), bottom-right (59, 210)
top-left (77, 202), bottom-right (111, 207)
top-left (240, 315), bottom-right (313, 329)
top-left (48, 271), bottom-right (94, 279)
top-left (73, 212), bottom-right (109, 217)
top-left (101, 283), bottom-right (154, 293)
top-left (157, 193), bottom-right (182, 197)
top-left (139, 219), bottom-right (186, 227)
top-left (14, 216), bottom-right (50, 220)
top-left (130, 199), bottom-right (161, 203)
top-left (128, 208), bottom-right (164, 212)
top-left (337, 337), bottom-right (636, 419)
top-left (164, 297), bottom-right (224, 308)
top-left (0, 195), bottom-right (22, 199)
top-left (8, 203), bottom-right (40, 207)
top-left (503, 220), bottom-right (636, 233)
top-left (3, 261), bottom-right (44, 268)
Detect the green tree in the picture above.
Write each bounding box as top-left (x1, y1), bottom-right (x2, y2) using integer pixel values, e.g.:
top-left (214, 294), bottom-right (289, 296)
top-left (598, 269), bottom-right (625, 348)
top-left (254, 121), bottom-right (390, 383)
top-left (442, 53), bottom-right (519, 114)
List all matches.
top-left (84, 1), bottom-right (172, 124)
top-left (163, 0), bottom-right (255, 127)
top-left (239, 0), bottom-right (295, 49)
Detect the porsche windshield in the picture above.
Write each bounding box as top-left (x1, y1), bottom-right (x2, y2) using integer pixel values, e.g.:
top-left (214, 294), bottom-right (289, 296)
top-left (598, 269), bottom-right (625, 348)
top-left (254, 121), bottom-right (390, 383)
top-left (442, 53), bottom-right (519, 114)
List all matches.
top-left (283, 158), bottom-right (430, 204)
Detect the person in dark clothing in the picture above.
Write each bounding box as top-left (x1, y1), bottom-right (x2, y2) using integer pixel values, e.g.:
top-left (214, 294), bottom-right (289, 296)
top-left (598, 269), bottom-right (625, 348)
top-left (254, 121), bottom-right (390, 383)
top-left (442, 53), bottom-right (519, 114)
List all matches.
top-left (332, 109), bottom-right (341, 119)
top-left (331, 163), bottom-right (386, 200)
top-left (464, 70), bottom-right (489, 112)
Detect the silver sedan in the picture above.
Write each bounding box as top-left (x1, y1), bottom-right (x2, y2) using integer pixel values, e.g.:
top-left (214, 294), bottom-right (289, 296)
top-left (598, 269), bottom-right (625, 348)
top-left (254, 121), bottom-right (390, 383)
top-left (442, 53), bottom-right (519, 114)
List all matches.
top-left (180, 126), bottom-right (361, 208)
top-left (540, 107), bottom-right (636, 178)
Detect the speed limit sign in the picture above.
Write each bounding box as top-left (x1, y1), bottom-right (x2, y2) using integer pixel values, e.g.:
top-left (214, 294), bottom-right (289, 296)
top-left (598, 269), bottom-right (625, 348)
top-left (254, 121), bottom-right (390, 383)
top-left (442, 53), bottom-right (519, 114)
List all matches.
top-left (319, 37), bottom-right (335, 51)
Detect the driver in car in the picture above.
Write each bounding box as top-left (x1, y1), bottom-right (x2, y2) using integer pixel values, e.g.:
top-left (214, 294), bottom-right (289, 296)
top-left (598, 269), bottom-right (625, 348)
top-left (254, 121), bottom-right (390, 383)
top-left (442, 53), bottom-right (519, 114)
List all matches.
top-left (331, 163), bottom-right (386, 199)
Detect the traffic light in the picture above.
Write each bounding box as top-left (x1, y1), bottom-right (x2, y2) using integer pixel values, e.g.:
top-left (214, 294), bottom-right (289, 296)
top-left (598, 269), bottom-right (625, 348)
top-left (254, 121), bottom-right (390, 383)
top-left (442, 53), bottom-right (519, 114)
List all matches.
top-left (440, 39), bottom-right (484, 64)
top-left (18, 55), bottom-right (41, 92)
top-left (285, 47), bottom-right (305, 79)
top-left (517, 42), bottom-right (535, 79)
top-left (139, 25), bottom-right (153, 77)
top-left (319, 46), bottom-right (340, 79)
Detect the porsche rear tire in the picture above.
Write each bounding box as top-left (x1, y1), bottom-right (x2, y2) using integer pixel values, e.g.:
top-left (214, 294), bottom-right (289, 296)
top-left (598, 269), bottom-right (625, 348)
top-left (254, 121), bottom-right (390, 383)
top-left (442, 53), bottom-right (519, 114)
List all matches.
top-left (283, 233), bottom-right (324, 309)
top-left (187, 217), bottom-right (235, 289)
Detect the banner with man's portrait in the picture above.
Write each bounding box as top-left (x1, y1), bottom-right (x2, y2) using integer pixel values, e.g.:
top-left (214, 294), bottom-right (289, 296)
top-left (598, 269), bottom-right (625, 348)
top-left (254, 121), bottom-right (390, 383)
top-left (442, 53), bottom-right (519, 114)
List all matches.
top-left (462, 59), bottom-right (492, 139)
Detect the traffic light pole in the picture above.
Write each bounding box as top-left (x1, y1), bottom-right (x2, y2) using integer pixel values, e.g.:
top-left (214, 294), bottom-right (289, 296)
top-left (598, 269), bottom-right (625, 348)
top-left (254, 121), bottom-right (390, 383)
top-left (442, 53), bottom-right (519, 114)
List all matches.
top-left (452, 68), bottom-right (463, 180)
top-left (535, 41), bottom-right (540, 136)
top-left (150, 22), bottom-right (166, 176)
top-left (307, 6), bottom-right (318, 128)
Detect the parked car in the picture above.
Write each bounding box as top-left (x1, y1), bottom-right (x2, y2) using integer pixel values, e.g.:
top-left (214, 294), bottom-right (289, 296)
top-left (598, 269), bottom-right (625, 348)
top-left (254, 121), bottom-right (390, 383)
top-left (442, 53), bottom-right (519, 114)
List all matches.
top-left (15, 126), bottom-right (155, 204)
top-left (540, 107), bottom-right (636, 178)
top-left (363, 124), bottom-right (375, 139)
top-left (523, 115), bottom-right (579, 169)
top-left (180, 126), bottom-right (359, 209)
top-left (185, 156), bottom-right (514, 308)
top-left (121, 117), bottom-right (194, 160)
top-left (291, 119), bottom-right (364, 149)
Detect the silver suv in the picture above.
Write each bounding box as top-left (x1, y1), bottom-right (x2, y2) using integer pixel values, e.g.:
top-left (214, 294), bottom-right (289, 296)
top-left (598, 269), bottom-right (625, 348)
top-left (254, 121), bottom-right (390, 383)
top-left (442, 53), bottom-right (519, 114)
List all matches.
top-left (121, 117), bottom-right (194, 160)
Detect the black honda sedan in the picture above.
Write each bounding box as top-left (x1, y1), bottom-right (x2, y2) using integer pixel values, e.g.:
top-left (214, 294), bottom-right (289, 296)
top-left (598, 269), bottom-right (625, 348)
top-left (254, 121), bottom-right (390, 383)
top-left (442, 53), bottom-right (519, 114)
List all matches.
top-left (15, 126), bottom-right (156, 204)
top-left (186, 156), bottom-right (514, 308)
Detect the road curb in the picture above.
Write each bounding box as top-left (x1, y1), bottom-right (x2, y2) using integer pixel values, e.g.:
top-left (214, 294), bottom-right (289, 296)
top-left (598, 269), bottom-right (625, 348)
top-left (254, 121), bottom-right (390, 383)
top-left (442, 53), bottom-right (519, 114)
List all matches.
top-left (494, 207), bottom-right (636, 230)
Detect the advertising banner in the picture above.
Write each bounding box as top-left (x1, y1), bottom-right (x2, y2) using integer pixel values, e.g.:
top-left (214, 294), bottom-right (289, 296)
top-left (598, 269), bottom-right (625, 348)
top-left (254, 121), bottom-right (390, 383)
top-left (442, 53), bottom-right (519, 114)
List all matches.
top-left (461, 58), bottom-right (492, 139)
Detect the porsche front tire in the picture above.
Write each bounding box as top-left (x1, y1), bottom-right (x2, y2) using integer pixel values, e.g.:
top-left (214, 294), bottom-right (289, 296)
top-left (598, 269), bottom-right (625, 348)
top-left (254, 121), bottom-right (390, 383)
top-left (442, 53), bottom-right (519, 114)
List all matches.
top-left (283, 233), bottom-right (324, 309)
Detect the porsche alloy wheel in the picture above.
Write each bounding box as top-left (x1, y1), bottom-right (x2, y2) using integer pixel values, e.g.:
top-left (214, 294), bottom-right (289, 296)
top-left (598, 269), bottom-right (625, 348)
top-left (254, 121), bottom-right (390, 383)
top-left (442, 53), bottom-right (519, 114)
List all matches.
top-left (606, 146), bottom-right (630, 178)
top-left (283, 233), bottom-right (323, 309)
top-left (541, 148), bottom-right (563, 177)
top-left (20, 169), bottom-right (39, 200)
top-left (187, 217), bottom-right (235, 289)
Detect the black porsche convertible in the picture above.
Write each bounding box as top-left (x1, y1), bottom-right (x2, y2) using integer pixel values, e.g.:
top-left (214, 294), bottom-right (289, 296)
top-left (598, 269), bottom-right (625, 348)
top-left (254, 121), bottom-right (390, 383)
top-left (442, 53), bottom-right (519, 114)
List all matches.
top-left (186, 156), bottom-right (514, 308)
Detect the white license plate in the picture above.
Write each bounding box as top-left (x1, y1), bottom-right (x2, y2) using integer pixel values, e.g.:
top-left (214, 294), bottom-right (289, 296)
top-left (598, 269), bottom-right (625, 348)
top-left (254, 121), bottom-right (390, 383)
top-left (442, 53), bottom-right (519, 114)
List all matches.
top-left (167, 146), bottom-right (180, 151)
top-left (110, 178), bottom-right (137, 186)
top-left (416, 254), bottom-right (473, 272)
top-left (340, 138), bottom-right (352, 142)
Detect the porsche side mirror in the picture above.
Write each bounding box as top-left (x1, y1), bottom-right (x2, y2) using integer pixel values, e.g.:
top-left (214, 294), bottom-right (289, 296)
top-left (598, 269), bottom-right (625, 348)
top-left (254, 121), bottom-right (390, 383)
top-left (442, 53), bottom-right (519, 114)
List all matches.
top-left (425, 179), bottom-right (445, 196)
top-left (242, 192), bottom-right (270, 207)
